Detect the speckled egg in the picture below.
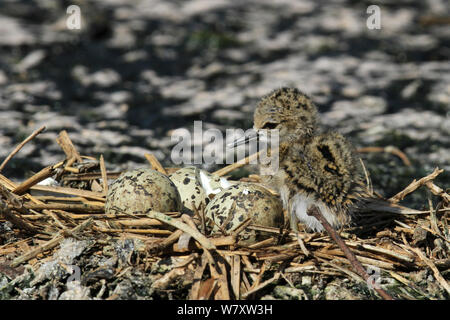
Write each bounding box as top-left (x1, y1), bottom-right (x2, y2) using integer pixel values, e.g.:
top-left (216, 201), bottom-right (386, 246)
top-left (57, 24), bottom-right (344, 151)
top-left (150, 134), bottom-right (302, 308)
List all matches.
top-left (204, 183), bottom-right (284, 245)
top-left (197, 169), bottom-right (232, 197)
top-left (169, 167), bottom-right (207, 211)
top-left (105, 168), bottom-right (182, 215)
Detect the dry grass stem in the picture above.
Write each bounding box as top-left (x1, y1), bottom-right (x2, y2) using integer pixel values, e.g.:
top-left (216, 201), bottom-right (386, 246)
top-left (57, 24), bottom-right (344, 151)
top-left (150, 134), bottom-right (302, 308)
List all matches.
top-left (145, 153), bottom-right (167, 175)
top-left (390, 168), bottom-right (443, 203)
top-left (357, 146), bottom-right (411, 166)
top-left (0, 126), bottom-right (46, 172)
top-left (56, 130), bottom-right (82, 163)
top-left (11, 218), bottom-right (94, 267)
top-left (213, 151), bottom-right (261, 177)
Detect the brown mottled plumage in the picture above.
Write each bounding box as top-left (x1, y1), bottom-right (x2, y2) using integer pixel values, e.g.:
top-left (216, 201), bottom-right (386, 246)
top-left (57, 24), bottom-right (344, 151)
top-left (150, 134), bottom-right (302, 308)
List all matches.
top-left (253, 87), bottom-right (319, 184)
top-left (253, 88), bottom-right (368, 232)
top-left (253, 87), bottom-right (318, 143)
top-left (279, 132), bottom-right (368, 231)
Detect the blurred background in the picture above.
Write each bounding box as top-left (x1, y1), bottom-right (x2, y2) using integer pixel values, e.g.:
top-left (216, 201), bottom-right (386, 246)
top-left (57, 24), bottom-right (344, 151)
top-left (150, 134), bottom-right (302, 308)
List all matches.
top-left (0, 0), bottom-right (448, 206)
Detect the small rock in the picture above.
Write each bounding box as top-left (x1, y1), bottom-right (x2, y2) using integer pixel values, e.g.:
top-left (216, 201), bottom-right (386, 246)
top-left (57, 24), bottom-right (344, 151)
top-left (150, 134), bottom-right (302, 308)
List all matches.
top-left (212, 109), bottom-right (245, 121)
top-left (273, 285), bottom-right (307, 300)
top-left (0, 70), bottom-right (8, 85)
top-left (59, 281), bottom-right (91, 300)
top-left (0, 16), bottom-right (35, 45)
top-left (325, 279), bottom-right (367, 300)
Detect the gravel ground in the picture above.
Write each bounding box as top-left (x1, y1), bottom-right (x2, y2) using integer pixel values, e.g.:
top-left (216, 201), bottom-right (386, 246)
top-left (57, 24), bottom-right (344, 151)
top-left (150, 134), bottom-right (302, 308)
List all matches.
top-left (0, 0), bottom-right (449, 205)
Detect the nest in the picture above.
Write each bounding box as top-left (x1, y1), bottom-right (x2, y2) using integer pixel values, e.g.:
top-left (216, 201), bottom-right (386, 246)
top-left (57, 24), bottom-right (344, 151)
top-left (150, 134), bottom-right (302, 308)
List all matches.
top-left (0, 128), bottom-right (449, 300)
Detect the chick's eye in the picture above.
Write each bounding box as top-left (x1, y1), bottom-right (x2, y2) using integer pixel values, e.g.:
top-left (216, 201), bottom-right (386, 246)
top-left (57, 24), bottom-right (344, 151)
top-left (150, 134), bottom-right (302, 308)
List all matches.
top-left (262, 122), bottom-right (278, 130)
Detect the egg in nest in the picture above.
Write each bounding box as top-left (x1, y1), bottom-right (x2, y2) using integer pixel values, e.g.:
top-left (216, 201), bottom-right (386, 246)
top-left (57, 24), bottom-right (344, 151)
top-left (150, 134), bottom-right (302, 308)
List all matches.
top-left (204, 183), bottom-right (284, 245)
top-left (169, 167), bottom-right (207, 212)
top-left (169, 166), bottom-right (232, 212)
top-left (105, 168), bottom-right (182, 215)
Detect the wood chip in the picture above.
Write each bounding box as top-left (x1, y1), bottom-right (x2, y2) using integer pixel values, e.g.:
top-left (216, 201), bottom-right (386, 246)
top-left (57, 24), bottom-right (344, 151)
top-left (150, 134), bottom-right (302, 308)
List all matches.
top-left (189, 253), bottom-right (209, 300)
top-left (99, 154), bottom-right (108, 195)
top-left (231, 255), bottom-right (241, 299)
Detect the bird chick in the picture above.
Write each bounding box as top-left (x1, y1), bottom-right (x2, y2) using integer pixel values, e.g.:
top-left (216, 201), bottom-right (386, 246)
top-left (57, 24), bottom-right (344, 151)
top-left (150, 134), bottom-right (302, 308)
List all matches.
top-left (230, 87), bottom-right (367, 232)
top-left (279, 132), bottom-right (367, 232)
top-left (253, 87), bottom-right (318, 144)
top-left (252, 87), bottom-right (320, 188)
top-left (252, 88), bottom-right (367, 232)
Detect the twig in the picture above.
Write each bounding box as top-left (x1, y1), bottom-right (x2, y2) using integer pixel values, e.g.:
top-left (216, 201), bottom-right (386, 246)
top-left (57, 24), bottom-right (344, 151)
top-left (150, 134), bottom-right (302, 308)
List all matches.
top-left (241, 255), bottom-right (258, 283)
top-left (231, 255), bottom-right (241, 299)
top-left (256, 252), bottom-right (301, 263)
top-left (64, 166), bottom-right (79, 173)
top-left (217, 200), bottom-right (237, 235)
top-left (0, 174), bottom-right (51, 206)
top-left (425, 181), bottom-right (450, 203)
top-left (99, 154), bottom-right (108, 195)
top-left (251, 260), bottom-right (267, 289)
top-left (146, 211), bottom-right (216, 250)
top-left (210, 236), bottom-right (235, 247)
top-left (428, 198), bottom-right (442, 237)
top-left (145, 153), bottom-right (167, 175)
top-left (153, 268), bottom-right (186, 290)
top-left (0, 201), bottom-right (39, 234)
top-left (197, 278), bottom-right (218, 300)
top-left (0, 126), bottom-right (46, 172)
top-left (388, 270), bottom-right (434, 299)
top-left (357, 146), bottom-right (411, 166)
top-left (409, 246), bottom-right (450, 295)
top-left (152, 229), bottom-right (183, 252)
top-left (296, 233), bottom-right (310, 256)
top-left (173, 236), bottom-right (235, 252)
top-left (230, 217), bottom-right (253, 238)
top-left (192, 202), bottom-right (206, 235)
top-left (29, 185), bottom-right (105, 201)
top-left (317, 257), bottom-right (364, 283)
top-left (419, 15), bottom-right (450, 26)
top-left (189, 253), bottom-right (209, 300)
top-left (115, 218), bottom-right (164, 227)
top-left (61, 172), bottom-right (122, 181)
top-left (247, 237), bottom-right (276, 249)
top-left (215, 256), bottom-right (231, 300)
top-left (56, 130), bottom-right (82, 163)
top-left (0, 184), bottom-right (40, 234)
top-left (181, 214), bottom-right (200, 232)
top-left (390, 168), bottom-right (443, 203)
top-left (307, 205), bottom-right (394, 300)
top-left (24, 203), bottom-right (104, 213)
top-left (242, 272), bottom-right (280, 299)
top-left (11, 218), bottom-right (94, 267)
top-left (93, 226), bottom-right (172, 235)
top-left (359, 158), bottom-right (373, 195)
top-left (345, 242), bottom-right (415, 263)
top-left (213, 151), bottom-right (262, 177)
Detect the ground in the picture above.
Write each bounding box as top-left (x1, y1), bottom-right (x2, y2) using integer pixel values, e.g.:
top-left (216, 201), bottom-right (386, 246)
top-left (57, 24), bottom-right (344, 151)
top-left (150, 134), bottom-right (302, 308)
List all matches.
top-left (0, 0), bottom-right (448, 300)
